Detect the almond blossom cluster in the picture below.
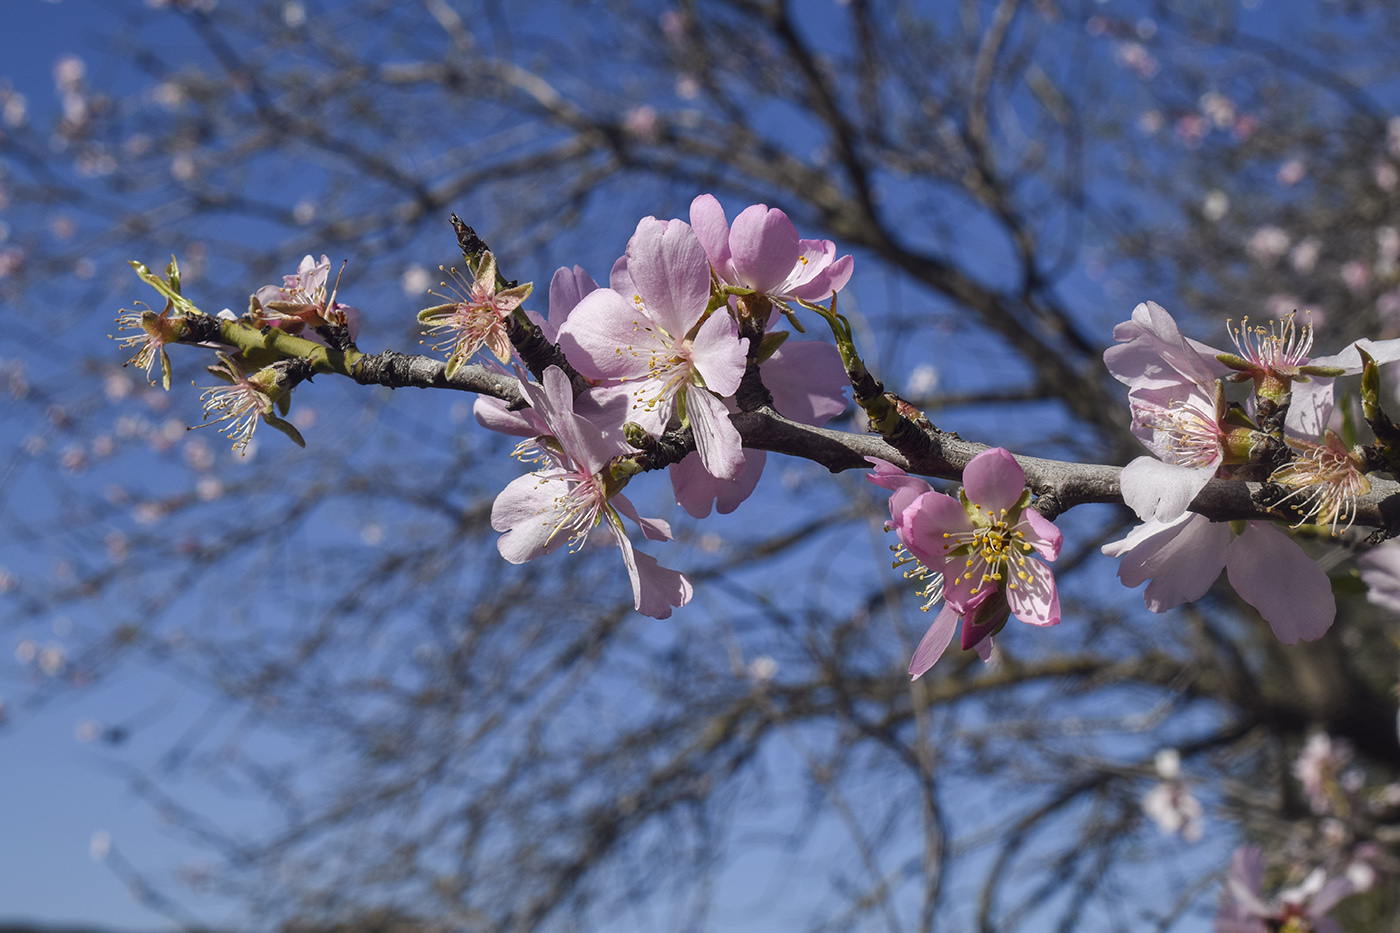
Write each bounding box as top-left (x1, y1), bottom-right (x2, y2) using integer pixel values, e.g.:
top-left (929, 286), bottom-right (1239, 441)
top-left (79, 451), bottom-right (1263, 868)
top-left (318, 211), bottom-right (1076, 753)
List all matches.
top-left (110, 192), bottom-right (1400, 915)
top-left (112, 197), bottom-right (1400, 651)
top-left (1102, 301), bottom-right (1400, 645)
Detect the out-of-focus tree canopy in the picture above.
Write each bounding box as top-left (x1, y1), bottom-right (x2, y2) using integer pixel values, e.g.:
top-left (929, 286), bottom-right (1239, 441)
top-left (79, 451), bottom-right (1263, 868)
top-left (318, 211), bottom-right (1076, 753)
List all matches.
top-left (5, 0), bottom-right (1400, 929)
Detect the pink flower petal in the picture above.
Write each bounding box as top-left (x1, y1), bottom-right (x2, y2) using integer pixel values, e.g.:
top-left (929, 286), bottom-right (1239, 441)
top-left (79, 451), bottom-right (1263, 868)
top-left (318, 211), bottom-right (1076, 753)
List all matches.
top-left (764, 339), bottom-right (848, 425)
top-left (689, 308), bottom-right (748, 397)
top-left (1021, 509), bottom-right (1062, 561)
top-left (1225, 522), bottom-right (1335, 644)
top-left (611, 492), bottom-right (672, 542)
top-left (1120, 455), bottom-right (1215, 523)
top-left (901, 490), bottom-right (972, 569)
top-left (556, 287), bottom-right (664, 383)
top-left (1359, 542), bottom-right (1400, 613)
top-left (473, 394), bottom-right (544, 437)
top-left (624, 216), bottom-right (712, 339)
top-left (516, 366), bottom-right (619, 476)
top-left (689, 194), bottom-right (735, 283)
top-left (908, 603), bottom-right (961, 679)
top-left (961, 596), bottom-right (1010, 650)
top-left (864, 457), bottom-right (933, 526)
top-left (1103, 513), bottom-right (1229, 611)
top-left (670, 449), bottom-right (766, 518)
top-left (685, 382), bottom-right (746, 481)
top-left (728, 204), bottom-right (801, 295)
top-left (492, 472), bottom-right (569, 562)
top-left (787, 251), bottom-right (853, 302)
top-left (547, 264), bottom-right (598, 334)
top-left (1288, 376), bottom-right (1334, 438)
top-left (608, 516), bottom-right (692, 619)
top-left (962, 447), bottom-right (1026, 515)
top-left (1004, 557), bottom-right (1060, 626)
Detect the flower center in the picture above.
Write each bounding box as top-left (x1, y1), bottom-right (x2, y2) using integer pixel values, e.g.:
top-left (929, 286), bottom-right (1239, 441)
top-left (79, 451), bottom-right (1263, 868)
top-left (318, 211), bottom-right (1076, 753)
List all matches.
top-left (1270, 436), bottom-right (1370, 534)
top-left (943, 508), bottom-right (1037, 597)
top-left (1227, 312), bottom-right (1313, 374)
top-left (540, 473), bottom-right (608, 551)
top-left (1138, 396), bottom-right (1222, 468)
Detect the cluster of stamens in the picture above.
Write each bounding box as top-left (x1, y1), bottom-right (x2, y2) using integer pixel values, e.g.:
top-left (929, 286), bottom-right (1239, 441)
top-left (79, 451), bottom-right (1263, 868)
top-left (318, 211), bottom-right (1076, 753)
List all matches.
top-left (612, 312), bottom-right (694, 414)
top-left (1227, 311), bottom-right (1314, 374)
top-left (942, 507), bottom-right (1036, 596)
top-left (197, 381), bottom-right (270, 452)
top-left (1137, 396), bottom-right (1222, 468)
top-left (113, 307), bottom-right (167, 378)
top-left (890, 544), bottom-right (944, 611)
top-left (537, 472), bottom-right (608, 552)
top-left (1270, 437), bottom-right (1370, 535)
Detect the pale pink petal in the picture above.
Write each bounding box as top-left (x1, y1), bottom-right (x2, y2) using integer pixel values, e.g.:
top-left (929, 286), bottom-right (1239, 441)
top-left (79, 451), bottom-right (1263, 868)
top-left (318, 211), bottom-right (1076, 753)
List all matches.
top-left (517, 366), bottom-right (619, 475)
top-left (901, 490), bottom-right (973, 569)
top-left (908, 604), bottom-right (961, 679)
top-left (764, 339), bottom-right (848, 425)
top-left (787, 252), bottom-right (853, 302)
top-left (1225, 522), bottom-right (1336, 644)
top-left (473, 394), bottom-right (544, 437)
top-left (943, 561), bottom-right (997, 614)
top-left (548, 264), bottom-right (598, 333)
top-left (611, 492), bottom-right (673, 542)
top-left (1005, 557), bottom-right (1060, 626)
top-left (1359, 542), bottom-right (1400, 613)
top-left (338, 305), bottom-right (361, 343)
top-left (689, 194), bottom-right (736, 284)
top-left (1308, 877), bottom-right (1357, 917)
top-left (1120, 455), bottom-right (1215, 522)
top-left (556, 287), bottom-right (665, 383)
top-left (524, 308), bottom-right (556, 343)
top-left (1288, 376), bottom-right (1334, 439)
top-left (492, 473), bottom-right (569, 562)
top-left (1021, 509), bottom-right (1062, 561)
top-left (1309, 337), bottom-right (1400, 372)
top-left (864, 457), bottom-right (933, 525)
top-left (974, 636), bottom-right (996, 662)
top-left (962, 447), bottom-right (1026, 514)
top-left (1223, 846), bottom-right (1271, 920)
top-left (689, 307), bottom-right (748, 397)
top-left (1106, 300), bottom-right (1228, 388)
top-left (671, 449), bottom-right (765, 518)
top-left (609, 517), bottom-right (692, 619)
top-left (729, 204), bottom-right (800, 295)
top-left (1103, 513), bottom-right (1229, 611)
top-left (608, 253), bottom-right (635, 299)
top-left (686, 383), bottom-right (746, 481)
top-left (625, 217), bottom-right (712, 339)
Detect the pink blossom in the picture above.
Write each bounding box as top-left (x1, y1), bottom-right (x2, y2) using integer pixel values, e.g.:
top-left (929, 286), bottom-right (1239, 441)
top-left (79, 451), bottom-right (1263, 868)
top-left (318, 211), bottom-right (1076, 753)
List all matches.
top-left (418, 254), bottom-right (531, 374)
top-left (557, 217), bottom-right (750, 481)
top-left (490, 366), bottom-right (691, 619)
top-left (875, 449), bottom-right (1061, 677)
top-left (1102, 513), bottom-right (1335, 644)
top-left (1215, 846), bottom-right (1355, 933)
top-left (255, 254), bottom-right (361, 343)
top-left (1105, 301), bottom-right (1232, 521)
top-left (689, 194), bottom-right (853, 304)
